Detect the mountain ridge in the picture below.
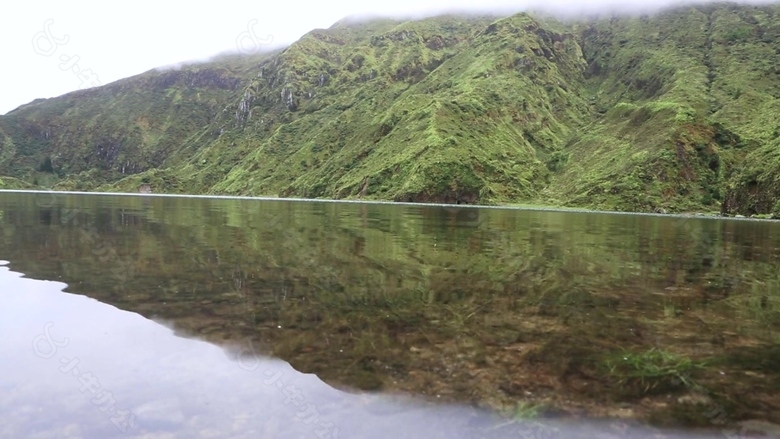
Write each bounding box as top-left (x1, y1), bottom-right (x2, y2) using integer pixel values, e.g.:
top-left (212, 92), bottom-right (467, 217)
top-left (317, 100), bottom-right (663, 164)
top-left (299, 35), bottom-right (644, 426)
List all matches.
top-left (2, 3), bottom-right (779, 215)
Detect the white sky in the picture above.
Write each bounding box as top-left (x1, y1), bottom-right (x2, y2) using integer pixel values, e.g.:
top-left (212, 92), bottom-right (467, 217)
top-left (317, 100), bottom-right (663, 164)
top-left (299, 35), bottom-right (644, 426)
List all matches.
top-left (1, 0), bottom-right (778, 115)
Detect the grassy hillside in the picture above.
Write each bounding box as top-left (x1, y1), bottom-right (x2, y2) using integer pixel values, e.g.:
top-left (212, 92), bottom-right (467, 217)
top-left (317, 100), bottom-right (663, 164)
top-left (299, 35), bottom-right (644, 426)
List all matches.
top-left (2, 4), bottom-right (780, 215)
top-left (0, 52), bottom-right (276, 191)
top-left (0, 176), bottom-right (38, 189)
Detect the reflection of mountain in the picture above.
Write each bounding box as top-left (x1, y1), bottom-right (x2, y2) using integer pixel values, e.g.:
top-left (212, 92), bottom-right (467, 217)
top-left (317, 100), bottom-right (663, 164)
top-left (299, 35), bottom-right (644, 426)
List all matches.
top-left (0, 192), bottom-right (778, 428)
top-left (1, 265), bottom-right (522, 439)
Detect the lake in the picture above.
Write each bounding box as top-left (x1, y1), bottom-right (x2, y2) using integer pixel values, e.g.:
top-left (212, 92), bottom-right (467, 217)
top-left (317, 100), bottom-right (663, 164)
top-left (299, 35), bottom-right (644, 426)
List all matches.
top-left (0, 191), bottom-right (778, 438)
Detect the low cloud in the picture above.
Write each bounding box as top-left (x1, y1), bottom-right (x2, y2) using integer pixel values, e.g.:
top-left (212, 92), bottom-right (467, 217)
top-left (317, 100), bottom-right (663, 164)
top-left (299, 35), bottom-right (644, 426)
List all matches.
top-left (338, 0), bottom-right (780, 23)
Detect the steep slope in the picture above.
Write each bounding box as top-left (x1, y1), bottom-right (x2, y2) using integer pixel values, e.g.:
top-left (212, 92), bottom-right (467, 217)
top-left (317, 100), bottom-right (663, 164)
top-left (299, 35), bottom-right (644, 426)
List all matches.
top-left (169, 14), bottom-right (591, 203)
top-left (545, 4), bottom-right (777, 213)
top-left (2, 4), bottom-right (780, 214)
top-left (708, 4), bottom-right (780, 215)
top-left (0, 52), bottom-right (275, 191)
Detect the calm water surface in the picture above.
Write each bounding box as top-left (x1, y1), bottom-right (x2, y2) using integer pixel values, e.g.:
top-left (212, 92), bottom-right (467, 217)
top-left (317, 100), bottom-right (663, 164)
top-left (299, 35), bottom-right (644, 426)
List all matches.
top-left (0, 192), bottom-right (778, 438)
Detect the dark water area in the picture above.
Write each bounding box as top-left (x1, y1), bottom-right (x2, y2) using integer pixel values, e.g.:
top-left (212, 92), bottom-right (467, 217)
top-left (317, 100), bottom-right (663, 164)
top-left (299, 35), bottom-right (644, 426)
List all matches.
top-left (0, 191), bottom-right (778, 438)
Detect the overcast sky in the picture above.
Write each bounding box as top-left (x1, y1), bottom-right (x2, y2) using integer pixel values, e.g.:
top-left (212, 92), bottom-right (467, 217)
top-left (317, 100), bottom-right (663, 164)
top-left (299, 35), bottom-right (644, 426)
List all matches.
top-left (1, 0), bottom-right (778, 115)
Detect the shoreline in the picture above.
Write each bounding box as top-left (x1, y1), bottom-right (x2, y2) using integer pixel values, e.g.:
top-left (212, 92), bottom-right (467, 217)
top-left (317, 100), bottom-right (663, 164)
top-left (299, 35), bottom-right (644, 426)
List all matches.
top-left (0, 188), bottom-right (771, 222)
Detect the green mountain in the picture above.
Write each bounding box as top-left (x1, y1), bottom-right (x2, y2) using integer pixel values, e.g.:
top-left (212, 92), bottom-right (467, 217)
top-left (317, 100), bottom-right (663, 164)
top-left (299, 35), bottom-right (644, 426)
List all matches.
top-left (2, 3), bottom-right (780, 215)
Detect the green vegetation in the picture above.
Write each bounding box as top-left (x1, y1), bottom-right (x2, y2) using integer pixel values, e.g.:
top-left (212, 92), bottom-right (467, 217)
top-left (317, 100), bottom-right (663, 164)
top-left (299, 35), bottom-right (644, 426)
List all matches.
top-left (0, 175), bottom-right (38, 189)
top-left (507, 401), bottom-right (546, 420)
top-left (605, 348), bottom-right (706, 395)
top-left (2, 4), bottom-right (780, 214)
top-left (492, 401), bottom-right (547, 429)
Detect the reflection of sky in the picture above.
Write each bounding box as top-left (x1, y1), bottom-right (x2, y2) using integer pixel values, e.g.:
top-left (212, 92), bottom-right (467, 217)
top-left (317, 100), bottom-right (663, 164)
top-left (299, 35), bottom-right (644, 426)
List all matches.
top-left (0, 264), bottom-right (730, 439)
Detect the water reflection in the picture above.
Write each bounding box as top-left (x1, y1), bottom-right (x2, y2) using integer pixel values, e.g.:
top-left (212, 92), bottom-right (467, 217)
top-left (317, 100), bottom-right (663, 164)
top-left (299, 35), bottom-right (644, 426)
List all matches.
top-left (0, 192), bottom-right (778, 436)
top-left (1, 265), bottom-right (497, 438)
top-left (1, 260), bottom-right (757, 439)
